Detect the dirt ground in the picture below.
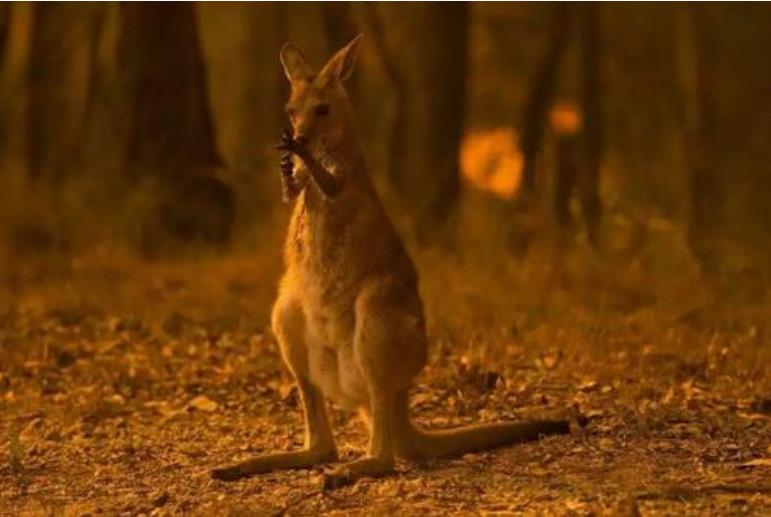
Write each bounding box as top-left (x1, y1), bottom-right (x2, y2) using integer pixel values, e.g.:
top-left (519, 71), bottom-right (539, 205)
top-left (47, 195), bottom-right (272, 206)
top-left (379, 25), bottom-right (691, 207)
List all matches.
top-left (1, 256), bottom-right (770, 516)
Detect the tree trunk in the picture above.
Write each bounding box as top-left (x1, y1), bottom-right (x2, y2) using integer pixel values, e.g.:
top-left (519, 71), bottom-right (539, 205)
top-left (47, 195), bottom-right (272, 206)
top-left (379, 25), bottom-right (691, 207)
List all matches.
top-left (26, 4), bottom-right (84, 182)
top-left (118, 3), bottom-right (232, 253)
top-left (401, 3), bottom-right (469, 243)
top-left (0, 3), bottom-right (11, 157)
top-left (519, 4), bottom-right (571, 196)
top-left (362, 3), bottom-right (407, 193)
top-left (577, 3), bottom-right (604, 248)
top-left (321, 2), bottom-right (358, 55)
top-left (677, 5), bottom-right (721, 278)
top-left (553, 133), bottom-right (580, 232)
top-left (119, 2), bottom-right (222, 177)
top-left (74, 4), bottom-right (110, 169)
top-left (0, 3), bottom-right (10, 71)
top-left (237, 3), bottom-right (288, 171)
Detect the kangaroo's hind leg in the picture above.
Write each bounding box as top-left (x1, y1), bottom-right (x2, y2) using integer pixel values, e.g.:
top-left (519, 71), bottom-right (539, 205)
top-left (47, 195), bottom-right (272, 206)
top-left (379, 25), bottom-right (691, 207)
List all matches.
top-left (211, 296), bottom-right (338, 481)
top-left (322, 379), bottom-right (397, 489)
top-left (323, 280), bottom-right (425, 489)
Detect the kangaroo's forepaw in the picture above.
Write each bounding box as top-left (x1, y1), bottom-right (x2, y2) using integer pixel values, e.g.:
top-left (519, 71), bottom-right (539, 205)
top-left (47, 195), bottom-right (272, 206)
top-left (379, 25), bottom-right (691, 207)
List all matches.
top-left (322, 457), bottom-right (394, 490)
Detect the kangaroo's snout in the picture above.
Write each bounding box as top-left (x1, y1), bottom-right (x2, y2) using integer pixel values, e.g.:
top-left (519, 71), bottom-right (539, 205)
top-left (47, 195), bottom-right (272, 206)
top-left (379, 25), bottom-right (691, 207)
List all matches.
top-left (290, 119), bottom-right (313, 146)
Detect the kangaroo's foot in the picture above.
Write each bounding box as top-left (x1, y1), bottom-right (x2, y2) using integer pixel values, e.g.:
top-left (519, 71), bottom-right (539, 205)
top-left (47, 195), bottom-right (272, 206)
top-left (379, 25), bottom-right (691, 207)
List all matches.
top-left (211, 447), bottom-right (338, 481)
top-left (322, 456), bottom-right (395, 490)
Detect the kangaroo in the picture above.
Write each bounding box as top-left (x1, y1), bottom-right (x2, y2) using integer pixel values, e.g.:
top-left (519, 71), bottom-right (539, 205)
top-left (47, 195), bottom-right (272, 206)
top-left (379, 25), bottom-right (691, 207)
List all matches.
top-left (211, 35), bottom-right (571, 489)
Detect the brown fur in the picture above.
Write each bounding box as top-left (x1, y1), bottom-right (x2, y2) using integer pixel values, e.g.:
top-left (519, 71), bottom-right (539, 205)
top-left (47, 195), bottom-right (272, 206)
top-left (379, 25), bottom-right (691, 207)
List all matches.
top-left (211, 35), bottom-right (570, 488)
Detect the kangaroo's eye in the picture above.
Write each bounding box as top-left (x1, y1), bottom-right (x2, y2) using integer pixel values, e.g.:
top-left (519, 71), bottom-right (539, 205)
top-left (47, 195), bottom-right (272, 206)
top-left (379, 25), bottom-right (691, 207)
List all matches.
top-left (314, 103), bottom-right (330, 117)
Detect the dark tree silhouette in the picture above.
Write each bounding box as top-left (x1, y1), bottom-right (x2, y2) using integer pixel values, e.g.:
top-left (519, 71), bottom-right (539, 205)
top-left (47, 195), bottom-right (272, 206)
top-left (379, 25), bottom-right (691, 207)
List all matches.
top-left (321, 2), bottom-right (358, 55)
top-left (0, 3), bottom-right (11, 155)
top-left (320, 3), bottom-right (360, 112)
top-left (553, 132), bottom-right (580, 232)
top-left (75, 4), bottom-right (109, 168)
top-left (118, 3), bottom-right (233, 253)
top-left (0, 3), bottom-right (10, 71)
top-left (27, 4), bottom-right (83, 181)
top-left (402, 3), bottom-right (469, 242)
top-left (362, 3), bottom-right (407, 194)
top-left (366, 4), bottom-right (468, 243)
top-left (119, 3), bottom-right (222, 177)
top-left (678, 5), bottom-right (721, 278)
top-left (238, 3), bottom-right (289, 174)
top-left (577, 3), bottom-right (604, 248)
top-left (519, 4), bottom-right (571, 195)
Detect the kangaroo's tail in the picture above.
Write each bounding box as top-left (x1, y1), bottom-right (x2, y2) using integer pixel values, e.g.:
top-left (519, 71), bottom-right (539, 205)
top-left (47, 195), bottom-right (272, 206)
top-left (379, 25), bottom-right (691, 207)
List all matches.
top-left (393, 391), bottom-right (573, 460)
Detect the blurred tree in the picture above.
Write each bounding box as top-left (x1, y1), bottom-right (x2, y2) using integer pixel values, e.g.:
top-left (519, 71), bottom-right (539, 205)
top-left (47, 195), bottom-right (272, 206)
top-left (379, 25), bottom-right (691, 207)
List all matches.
top-left (0, 3), bottom-right (10, 156)
top-left (417, 3), bottom-right (469, 240)
top-left (677, 5), bottom-right (722, 279)
top-left (75, 4), bottom-right (108, 157)
top-left (0, 3), bottom-right (9, 70)
top-left (519, 3), bottom-right (571, 195)
top-left (236, 3), bottom-right (288, 170)
top-left (321, 2), bottom-right (359, 98)
top-left (517, 4), bottom-right (605, 251)
top-left (362, 3), bottom-right (406, 193)
top-left (27, 4), bottom-right (84, 181)
top-left (577, 3), bottom-right (604, 248)
top-left (321, 2), bottom-right (357, 55)
top-left (380, 3), bottom-right (469, 243)
top-left (119, 3), bottom-right (222, 177)
top-left (216, 2), bottom-right (289, 222)
top-left (677, 4), bottom-right (771, 292)
top-left (553, 129), bottom-right (580, 233)
top-left (118, 3), bottom-right (233, 253)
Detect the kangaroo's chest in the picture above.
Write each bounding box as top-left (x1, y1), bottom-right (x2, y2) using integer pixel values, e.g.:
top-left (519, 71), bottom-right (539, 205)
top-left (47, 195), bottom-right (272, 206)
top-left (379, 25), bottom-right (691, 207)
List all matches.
top-left (286, 192), bottom-right (359, 322)
top-left (287, 191), bottom-right (365, 286)
top-left (290, 191), bottom-right (340, 250)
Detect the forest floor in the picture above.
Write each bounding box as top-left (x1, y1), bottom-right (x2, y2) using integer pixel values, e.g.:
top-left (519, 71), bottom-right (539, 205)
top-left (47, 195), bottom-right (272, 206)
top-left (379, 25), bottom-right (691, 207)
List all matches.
top-left (1, 255), bottom-right (770, 516)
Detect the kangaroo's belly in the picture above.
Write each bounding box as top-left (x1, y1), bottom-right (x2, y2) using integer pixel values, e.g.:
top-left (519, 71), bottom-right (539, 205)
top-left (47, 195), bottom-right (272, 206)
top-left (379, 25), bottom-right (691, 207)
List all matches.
top-left (281, 188), bottom-right (423, 409)
top-left (304, 307), bottom-right (368, 410)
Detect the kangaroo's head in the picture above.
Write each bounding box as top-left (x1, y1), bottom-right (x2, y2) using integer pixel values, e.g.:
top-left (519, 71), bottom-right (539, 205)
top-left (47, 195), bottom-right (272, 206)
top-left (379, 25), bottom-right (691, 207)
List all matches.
top-left (280, 35), bottom-right (362, 150)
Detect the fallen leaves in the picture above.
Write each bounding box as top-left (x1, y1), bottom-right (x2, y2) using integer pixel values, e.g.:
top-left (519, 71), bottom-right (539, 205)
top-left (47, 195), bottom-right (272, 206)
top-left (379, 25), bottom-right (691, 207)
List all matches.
top-left (739, 458), bottom-right (771, 469)
top-left (535, 349), bottom-right (563, 371)
top-left (1, 286), bottom-right (770, 515)
top-left (188, 395), bottom-right (219, 413)
top-left (8, 419), bottom-right (23, 475)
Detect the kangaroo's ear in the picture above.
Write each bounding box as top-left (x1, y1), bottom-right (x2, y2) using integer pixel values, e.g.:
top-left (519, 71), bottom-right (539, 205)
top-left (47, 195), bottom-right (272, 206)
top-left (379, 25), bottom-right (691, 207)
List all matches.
top-left (280, 42), bottom-right (312, 83)
top-left (320, 34), bottom-right (363, 83)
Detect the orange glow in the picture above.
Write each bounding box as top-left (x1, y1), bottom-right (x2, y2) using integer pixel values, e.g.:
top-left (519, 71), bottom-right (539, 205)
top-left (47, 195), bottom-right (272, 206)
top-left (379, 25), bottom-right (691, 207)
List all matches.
top-left (460, 128), bottom-right (523, 199)
top-left (549, 101), bottom-right (582, 135)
